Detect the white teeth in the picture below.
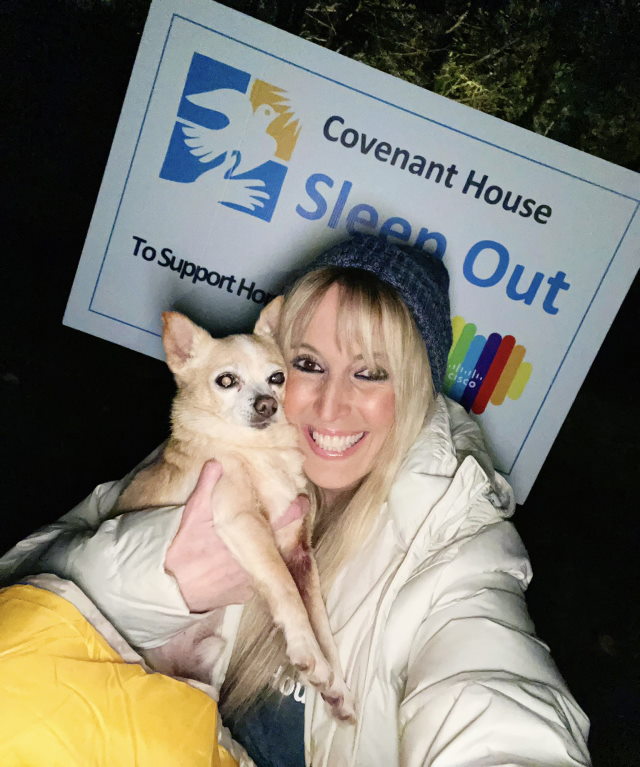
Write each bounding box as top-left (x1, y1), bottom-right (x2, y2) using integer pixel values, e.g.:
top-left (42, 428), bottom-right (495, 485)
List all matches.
top-left (311, 430), bottom-right (364, 453)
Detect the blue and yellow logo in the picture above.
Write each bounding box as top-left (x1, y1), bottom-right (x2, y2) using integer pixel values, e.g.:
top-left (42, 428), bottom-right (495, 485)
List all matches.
top-left (161, 53), bottom-right (301, 222)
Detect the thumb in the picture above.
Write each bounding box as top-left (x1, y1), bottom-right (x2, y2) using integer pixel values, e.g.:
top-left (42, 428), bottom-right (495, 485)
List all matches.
top-left (183, 460), bottom-right (223, 522)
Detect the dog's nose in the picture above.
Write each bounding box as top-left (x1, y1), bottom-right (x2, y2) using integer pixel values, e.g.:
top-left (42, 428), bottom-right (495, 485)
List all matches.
top-left (254, 395), bottom-right (278, 418)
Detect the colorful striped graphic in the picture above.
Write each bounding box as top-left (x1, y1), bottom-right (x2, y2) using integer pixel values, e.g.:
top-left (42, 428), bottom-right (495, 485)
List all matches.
top-left (445, 316), bottom-right (532, 414)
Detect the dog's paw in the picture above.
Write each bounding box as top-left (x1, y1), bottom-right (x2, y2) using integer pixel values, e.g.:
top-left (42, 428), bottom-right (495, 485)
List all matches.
top-left (287, 635), bottom-right (333, 688)
top-left (286, 634), bottom-right (356, 722)
top-left (322, 681), bottom-right (356, 724)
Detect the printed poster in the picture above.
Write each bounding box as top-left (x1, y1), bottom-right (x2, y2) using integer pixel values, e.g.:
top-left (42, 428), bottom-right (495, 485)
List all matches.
top-left (64, 0), bottom-right (640, 502)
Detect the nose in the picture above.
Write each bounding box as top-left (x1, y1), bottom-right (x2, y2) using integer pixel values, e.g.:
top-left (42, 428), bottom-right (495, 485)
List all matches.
top-left (314, 376), bottom-right (350, 422)
top-left (254, 394), bottom-right (278, 418)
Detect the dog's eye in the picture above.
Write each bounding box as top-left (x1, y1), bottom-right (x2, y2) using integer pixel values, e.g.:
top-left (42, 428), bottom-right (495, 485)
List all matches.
top-left (215, 373), bottom-right (237, 388)
top-left (268, 371), bottom-right (285, 386)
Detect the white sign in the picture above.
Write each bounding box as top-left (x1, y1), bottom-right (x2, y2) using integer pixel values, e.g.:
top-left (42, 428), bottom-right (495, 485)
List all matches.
top-left (64, 0), bottom-right (640, 503)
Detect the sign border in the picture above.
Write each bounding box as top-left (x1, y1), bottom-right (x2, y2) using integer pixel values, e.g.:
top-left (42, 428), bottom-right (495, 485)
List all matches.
top-left (86, 12), bottom-right (640, 478)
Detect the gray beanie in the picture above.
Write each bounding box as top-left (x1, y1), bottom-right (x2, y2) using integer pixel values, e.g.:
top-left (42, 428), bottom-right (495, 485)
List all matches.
top-left (293, 234), bottom-right (452, 392)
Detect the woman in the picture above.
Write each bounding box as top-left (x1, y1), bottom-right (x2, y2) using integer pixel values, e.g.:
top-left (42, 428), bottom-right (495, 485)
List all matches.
top-left (0, 235), bottom-right (590, 766)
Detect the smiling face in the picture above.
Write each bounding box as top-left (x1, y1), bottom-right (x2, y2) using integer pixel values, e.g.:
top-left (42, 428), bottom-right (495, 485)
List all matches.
top-left (283, 284), bottom-right (396, 496)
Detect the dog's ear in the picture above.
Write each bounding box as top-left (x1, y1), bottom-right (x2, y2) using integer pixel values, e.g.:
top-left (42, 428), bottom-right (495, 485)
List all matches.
top-left (254, 296), bottom-right (284, 337)
top-left (162, 312), bottom-right (211, 378)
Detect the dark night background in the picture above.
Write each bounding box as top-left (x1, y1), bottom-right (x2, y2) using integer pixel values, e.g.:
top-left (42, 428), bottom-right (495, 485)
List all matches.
top-left (2, 2), bottom-right (639, 765)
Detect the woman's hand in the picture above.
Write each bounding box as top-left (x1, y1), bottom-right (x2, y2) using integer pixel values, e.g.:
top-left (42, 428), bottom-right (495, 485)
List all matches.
top-left (165, 460), bottom-right (307, 613)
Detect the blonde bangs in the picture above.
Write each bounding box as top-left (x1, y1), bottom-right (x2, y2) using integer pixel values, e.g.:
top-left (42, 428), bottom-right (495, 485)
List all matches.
top-left (279, 267), bottom-right (421, 394)
top-left (335, 281), bottom-right (388, 375)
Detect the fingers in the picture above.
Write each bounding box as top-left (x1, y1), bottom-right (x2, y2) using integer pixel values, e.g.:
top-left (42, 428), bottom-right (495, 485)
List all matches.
top-left (187, 465), bottom-right (307, 534)
top-left (183, 460), bottom-right (223, 522)
top-left (273, 494), bottom-right (310, 530)
top-left (166, 461), bottom-right (260, 611)
top-left (192, 460), bottom-right (223, 500)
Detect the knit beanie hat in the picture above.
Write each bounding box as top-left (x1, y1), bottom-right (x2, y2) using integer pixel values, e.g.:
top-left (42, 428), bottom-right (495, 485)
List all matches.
top-left (292, 233), bottom-right (452, 392)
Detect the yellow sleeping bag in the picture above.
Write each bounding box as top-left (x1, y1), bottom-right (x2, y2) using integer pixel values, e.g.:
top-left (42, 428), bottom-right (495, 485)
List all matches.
top-left (0, 584), bottom-right (238, 767)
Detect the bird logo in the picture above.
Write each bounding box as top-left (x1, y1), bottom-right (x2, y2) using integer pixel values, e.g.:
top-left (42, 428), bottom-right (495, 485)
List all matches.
top-left (160, 53), bottom-right (301, 223)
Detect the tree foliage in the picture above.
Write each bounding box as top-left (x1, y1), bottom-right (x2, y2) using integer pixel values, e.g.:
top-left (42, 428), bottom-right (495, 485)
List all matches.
top-left (63, 0), bottom-right (640, 170)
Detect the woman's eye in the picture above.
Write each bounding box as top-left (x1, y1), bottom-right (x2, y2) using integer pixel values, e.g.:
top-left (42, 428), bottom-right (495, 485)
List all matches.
top-left (355, 367), bottom-right (389, 382)
top-left (215, 372), bottom-right (237, 388)
top-left (292, 355), bottom-right (323, 374)
top-left (269, 371), bottom-right (285, 385)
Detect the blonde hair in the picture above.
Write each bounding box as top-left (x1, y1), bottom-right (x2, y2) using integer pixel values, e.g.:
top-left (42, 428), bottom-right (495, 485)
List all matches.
top-left (220, 267), bottom-right (434, 720)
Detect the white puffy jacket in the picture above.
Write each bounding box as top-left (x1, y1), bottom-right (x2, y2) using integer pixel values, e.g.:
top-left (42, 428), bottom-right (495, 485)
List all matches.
top-left (0, 396), bottom-right (590, 766)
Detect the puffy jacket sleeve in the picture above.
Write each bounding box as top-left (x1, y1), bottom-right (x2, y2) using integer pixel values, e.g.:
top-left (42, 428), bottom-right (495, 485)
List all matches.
top-left (397, 521), bottom-right (591, 767)
top-left (0, 451), bottom-right (196, 649)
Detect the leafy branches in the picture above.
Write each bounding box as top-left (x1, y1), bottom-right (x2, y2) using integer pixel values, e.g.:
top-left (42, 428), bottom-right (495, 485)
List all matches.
top-left (297, 0), bottom-right (640, 170)
top-left (62, 0), bottom-right (640, 169)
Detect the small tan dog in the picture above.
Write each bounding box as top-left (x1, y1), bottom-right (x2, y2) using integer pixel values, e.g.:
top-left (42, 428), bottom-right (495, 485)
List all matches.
top-left (115, 304), bottom-right (355, 722)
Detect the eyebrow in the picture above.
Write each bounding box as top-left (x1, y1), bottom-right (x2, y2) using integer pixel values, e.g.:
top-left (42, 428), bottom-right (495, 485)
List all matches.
top-left (296, 342), bottom-right (387, 363)
top-left (298, 342), bottom-right (321, 354)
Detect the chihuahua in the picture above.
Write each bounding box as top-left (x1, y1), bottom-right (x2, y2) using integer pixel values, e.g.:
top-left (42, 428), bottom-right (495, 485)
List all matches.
top-left (115, 303), bottom-right (355, 722)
